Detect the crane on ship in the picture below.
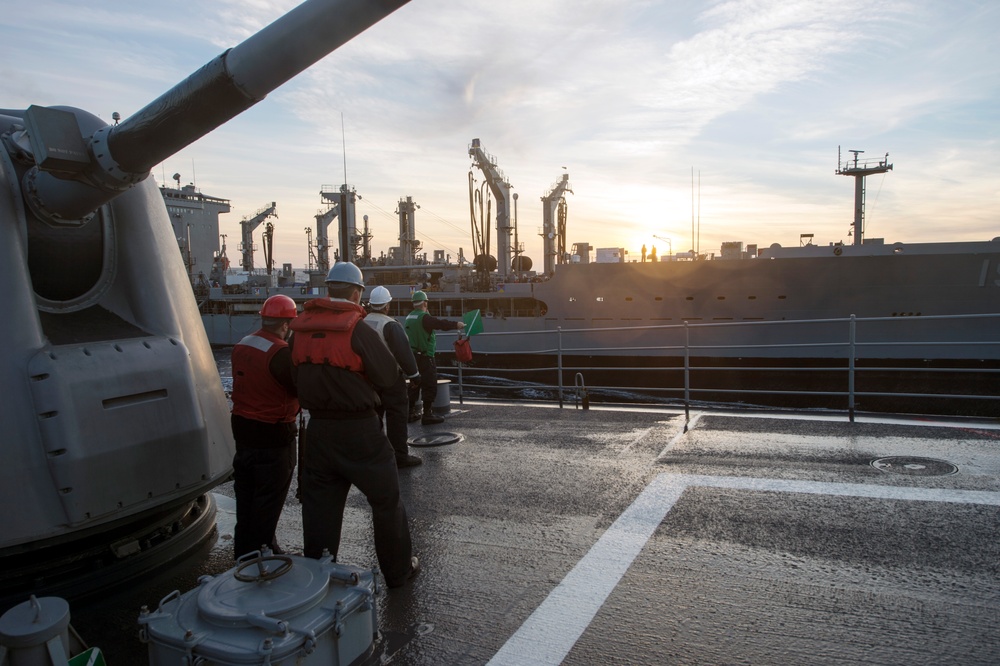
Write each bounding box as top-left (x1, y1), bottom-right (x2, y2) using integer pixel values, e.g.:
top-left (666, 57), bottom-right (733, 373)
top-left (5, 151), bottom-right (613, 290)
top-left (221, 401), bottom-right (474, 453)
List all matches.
top-left (468, 138), bottom-right (513, 280)
top-left (319, 184), bottom-right (366, 264)
top-left (314, 205), bottom-right (337, 275)
top-left (239, 202), bottom-right (277, 275)
top-left (541, 173), bottom-right (573, 275)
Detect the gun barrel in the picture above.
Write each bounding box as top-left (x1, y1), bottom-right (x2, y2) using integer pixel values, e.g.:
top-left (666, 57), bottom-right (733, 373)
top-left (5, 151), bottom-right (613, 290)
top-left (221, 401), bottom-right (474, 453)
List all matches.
top-left (25, 0), bottom-right (409, 224)
top-left (110, 0), bottom-right (410, 175)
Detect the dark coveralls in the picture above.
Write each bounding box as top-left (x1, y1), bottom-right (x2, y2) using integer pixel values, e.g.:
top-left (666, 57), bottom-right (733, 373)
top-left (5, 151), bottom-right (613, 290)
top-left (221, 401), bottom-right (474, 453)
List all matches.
top-left (230, 329), bottom-right (298, 559)
top-left (404, 310), bottom-right (462, 416)
top-left (363, 311), bottom-right (420, 462)
top-left (290, 298), bottom-right (414, 586)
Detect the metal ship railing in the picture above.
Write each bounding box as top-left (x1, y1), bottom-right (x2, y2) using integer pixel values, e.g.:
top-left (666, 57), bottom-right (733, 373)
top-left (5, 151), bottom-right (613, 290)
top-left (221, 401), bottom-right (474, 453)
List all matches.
top-left (437, 313), bottom-right (1000, 422)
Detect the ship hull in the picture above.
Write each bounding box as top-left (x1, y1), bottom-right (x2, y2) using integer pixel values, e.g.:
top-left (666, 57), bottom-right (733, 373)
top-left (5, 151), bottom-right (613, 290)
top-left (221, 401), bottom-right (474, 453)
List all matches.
top-left (202, 240), bottom-right (1000, 362)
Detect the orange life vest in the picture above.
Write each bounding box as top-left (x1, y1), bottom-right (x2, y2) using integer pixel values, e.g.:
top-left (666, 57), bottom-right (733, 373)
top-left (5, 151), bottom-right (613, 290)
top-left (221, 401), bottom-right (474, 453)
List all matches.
top-left (289, 298), bottom-right (365, 372)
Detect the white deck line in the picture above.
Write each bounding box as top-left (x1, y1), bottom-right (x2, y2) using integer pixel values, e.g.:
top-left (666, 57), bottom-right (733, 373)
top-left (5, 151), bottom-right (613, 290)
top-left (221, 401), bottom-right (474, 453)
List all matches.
top-left (486, 473), bottom-right (1000, 666)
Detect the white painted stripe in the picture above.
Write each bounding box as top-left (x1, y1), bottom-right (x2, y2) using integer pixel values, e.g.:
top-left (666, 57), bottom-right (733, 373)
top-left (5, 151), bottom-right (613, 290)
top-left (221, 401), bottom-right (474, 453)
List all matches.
top-left (657, 411), bottom-right (702, 458)
top-left (487, 474), bottom-right (687, 666)
top-left (677, 474), bottom-right (1000, 506)
top-left (488, 473), bottom-right (1000, 666)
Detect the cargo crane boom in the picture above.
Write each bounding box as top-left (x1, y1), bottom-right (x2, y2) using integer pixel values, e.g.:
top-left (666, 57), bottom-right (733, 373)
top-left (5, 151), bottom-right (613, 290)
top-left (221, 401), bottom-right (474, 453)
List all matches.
top-left (239, 202), bottom-right (277, 273)
top-left (541, 173), bottom-right (572, 275)
top-left (314, 205), bottom-right (339, 275)
top-left (468, 138), bottom-right (513, 279)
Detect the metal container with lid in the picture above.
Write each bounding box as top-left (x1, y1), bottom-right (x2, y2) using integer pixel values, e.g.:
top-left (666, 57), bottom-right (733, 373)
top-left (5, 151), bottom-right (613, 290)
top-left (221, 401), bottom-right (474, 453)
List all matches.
top-left (0, 595), bottom-right (72, 666)
top-left (139, 552), bottom-right (377, 665)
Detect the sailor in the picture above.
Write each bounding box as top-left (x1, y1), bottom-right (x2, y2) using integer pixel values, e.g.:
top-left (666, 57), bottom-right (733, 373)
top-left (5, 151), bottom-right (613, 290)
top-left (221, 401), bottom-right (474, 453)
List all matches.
top-left (364, 285), bottom-right (423, 468)
top-left (404, 290), bottom-right (465, 425)
top-left (290, 262), bottom-right (419, 588)
top-left (229, 294), bottom-right (300, 559)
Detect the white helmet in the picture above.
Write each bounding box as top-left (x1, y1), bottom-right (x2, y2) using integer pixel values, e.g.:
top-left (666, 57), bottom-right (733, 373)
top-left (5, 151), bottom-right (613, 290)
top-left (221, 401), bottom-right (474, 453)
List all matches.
top-left (369, 285), bottom-right (392, 306)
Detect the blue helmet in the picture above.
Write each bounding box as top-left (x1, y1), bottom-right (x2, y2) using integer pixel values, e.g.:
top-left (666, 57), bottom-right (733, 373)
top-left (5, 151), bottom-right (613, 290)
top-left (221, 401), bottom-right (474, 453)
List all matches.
top-left (325, 262), bottom-right (364, 288)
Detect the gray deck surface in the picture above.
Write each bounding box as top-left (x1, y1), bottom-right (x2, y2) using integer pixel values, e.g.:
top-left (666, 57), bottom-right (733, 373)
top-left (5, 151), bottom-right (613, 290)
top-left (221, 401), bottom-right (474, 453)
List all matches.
top-left (69, 401), bottom-right (1000, 665)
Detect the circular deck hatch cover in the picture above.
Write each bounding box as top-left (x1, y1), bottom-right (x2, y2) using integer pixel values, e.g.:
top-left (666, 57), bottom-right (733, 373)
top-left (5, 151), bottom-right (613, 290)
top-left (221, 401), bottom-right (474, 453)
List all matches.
top-left (871, 456), bottom-right (958, 476)
top-left (198, 555), bottom-right (329, 622)
top-left (410, 432), bottom-right (464, 447)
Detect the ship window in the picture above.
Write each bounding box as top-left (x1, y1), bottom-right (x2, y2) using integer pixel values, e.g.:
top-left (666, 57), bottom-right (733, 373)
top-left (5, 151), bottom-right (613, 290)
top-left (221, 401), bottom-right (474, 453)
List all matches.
top-left (748, 296), bottom-right (756, 300)
top-left (717, 296), bottom-right (725, 300)
top-left (624, 297), bottom-right (633, 302)
top-left (685, 296), bottom-right (694, 301)
top-left (654, 296), bottom-right (663, 301)
top-left (778, 295), bottom-right (787, 300)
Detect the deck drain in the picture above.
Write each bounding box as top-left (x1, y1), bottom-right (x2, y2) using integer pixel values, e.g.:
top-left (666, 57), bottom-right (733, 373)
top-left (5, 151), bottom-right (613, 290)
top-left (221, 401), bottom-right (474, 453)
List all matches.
top-left (410, 432), bottom-right (464, 447)
top-left (870, 456), bottom-right (958, 476)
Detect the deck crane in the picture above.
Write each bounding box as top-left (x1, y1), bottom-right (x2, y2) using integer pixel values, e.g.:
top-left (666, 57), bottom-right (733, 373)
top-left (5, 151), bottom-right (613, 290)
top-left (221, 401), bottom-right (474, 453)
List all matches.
top-left (320, 184), bottom-right (363, 263)
top-left (239, 202), bottom-right (277, 274)
top-left (541, 173), bottom-right (573, 275)
top-left (468, 138), bottom-right (513, 280)
top-left (313, 205), bottom-right (337, 275)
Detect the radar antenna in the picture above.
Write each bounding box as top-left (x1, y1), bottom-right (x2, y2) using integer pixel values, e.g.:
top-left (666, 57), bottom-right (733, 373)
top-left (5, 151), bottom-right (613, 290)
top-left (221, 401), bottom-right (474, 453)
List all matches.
top-left (837, 146), bottom-right (892, 245)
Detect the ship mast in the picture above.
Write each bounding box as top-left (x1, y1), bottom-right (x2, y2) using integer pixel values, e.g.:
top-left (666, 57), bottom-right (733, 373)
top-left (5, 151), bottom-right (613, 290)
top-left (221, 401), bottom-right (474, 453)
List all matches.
top-left (396, 196), bottom-right (423, 265)
top-left (837, 146), bottom-right (892, 245)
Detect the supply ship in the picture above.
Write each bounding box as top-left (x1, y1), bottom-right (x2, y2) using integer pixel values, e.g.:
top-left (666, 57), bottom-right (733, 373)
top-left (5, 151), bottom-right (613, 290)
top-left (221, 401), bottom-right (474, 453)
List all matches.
top-left (173, 145), bottom-right (1000, 363)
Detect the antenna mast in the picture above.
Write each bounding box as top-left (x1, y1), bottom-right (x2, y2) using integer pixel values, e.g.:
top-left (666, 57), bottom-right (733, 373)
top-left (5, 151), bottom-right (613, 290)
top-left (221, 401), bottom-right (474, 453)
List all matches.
top-left (836, 146), bottom-right (892, 245)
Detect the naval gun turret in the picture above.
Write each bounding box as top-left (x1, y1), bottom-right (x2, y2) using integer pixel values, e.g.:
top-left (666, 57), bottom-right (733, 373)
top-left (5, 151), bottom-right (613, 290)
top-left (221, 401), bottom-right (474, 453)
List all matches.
top-left (0, 0), bottom-right (411, 608)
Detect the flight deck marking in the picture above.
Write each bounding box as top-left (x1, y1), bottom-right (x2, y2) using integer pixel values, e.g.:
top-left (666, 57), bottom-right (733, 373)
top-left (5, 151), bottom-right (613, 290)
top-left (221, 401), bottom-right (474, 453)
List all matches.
top-left (487, 473), bottom-right (1000, 666)
top-left (656, 411), bottom-right (701, 458)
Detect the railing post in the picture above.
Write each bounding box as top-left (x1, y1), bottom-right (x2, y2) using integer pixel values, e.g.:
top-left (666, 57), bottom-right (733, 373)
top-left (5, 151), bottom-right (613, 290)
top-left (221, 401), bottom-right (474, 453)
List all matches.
top-left (683, 321), bottom-right (691, 432)
top-left (457, 359), bottom-right (464, 405)
top-left (557, 327), bottom-right (564, 408)
top-left (848, 314), bottom-right (856, 422)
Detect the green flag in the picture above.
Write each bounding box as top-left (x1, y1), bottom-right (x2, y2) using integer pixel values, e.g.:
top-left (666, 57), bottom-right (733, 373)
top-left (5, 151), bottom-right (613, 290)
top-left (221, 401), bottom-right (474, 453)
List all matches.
top-left (463, 309), bottom-right (483, 336)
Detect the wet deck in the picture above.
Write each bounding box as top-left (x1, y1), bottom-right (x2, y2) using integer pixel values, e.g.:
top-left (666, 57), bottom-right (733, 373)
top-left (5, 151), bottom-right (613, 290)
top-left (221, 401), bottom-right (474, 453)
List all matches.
top-left (69, 402), bottom-right (1000, 665)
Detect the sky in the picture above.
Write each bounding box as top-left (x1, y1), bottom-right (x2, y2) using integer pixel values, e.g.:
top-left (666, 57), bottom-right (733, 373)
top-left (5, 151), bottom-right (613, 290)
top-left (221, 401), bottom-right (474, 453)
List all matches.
top-left (4, 0), bottom-right (999, 269)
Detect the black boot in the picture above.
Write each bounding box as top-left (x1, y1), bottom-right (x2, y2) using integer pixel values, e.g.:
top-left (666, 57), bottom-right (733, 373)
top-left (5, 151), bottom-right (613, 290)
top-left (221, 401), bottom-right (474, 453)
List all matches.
top-left (421, 411), bottom-right (443, 425)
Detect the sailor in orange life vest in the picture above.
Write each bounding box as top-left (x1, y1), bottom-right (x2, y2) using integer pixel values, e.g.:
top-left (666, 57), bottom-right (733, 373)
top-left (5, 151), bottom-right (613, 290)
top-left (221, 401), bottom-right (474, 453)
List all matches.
top-left (289, 262), bottom-right (419, 588)
top-left (364, 286), bottom-right (423, 468)
top-left (229, 294), bottom-right (300, 559)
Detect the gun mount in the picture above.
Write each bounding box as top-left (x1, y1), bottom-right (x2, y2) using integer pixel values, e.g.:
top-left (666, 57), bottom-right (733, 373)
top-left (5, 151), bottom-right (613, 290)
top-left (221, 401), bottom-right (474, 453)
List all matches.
top-left (0, 0), bottom-right (410, 608)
